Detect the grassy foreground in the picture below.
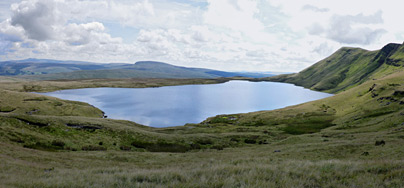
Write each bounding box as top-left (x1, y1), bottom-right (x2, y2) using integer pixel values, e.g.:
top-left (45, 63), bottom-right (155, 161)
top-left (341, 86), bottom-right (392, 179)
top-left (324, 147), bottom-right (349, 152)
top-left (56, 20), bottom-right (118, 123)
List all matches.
top-left (1, 71), bottom-right (404, 187)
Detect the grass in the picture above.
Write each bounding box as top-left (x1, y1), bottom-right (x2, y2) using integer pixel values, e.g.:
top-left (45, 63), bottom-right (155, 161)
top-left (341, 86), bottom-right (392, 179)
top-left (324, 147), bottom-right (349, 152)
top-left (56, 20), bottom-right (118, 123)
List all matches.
top-left (264, 43), bottom-right (404, 93)
top-left (0, 60), bottom-right (218, 79)
top-left (1, 135), bottom-right (404, 187)
top-left (0, 77), bottom-right (230, 92)
top-left (1, 69), bottom-right (404, 186)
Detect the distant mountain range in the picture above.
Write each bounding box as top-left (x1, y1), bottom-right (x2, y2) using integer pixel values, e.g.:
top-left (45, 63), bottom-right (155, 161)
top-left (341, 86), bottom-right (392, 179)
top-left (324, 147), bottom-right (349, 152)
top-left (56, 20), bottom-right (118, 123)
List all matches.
top-left (266, 42), bottom-right (404, 93)
top-left (0, 59), bottom-right (274, 80)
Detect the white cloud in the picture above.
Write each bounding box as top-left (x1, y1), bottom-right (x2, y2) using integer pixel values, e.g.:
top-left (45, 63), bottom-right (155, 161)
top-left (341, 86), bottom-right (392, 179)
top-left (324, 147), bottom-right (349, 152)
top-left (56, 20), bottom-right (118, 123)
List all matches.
top-left (302, 5), bottom-right (329, 13)
top-left (1, 0), bottom-right (404, 72)
top-left (63, 22), bottom-right (107, 46)
top-left (0, 19), bottom-right (24, 42)
top-left (309, 11), bottom-right (386, 45)
top-left (64, 0), bottom-right (155, 27)
top-left (10, 0), bottom-right (60, 41)
top-left (204, 0), bottom-right (263, 34)
top-left (307, 23), bottom-right (324, 35)
top-left (312, 42), bottom-right (334, 57)
top-left (191, 25), bottom-right (211, 43)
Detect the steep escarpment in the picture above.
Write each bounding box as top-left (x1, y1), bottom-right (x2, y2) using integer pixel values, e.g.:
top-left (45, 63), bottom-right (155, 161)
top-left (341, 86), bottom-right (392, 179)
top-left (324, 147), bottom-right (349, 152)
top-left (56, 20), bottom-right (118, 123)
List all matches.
top-left (266, 42), bottom-right (404, 93)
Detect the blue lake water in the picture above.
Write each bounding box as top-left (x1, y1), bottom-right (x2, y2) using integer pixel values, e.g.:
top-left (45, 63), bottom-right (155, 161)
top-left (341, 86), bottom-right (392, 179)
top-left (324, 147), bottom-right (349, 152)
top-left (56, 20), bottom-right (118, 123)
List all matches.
top-left (41, 81), bottom-right (333, 127)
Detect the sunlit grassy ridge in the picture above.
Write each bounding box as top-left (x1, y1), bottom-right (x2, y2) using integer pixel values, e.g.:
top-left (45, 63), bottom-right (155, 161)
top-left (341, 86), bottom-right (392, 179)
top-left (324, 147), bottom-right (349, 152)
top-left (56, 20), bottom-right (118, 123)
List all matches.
top-left (266, 43), bottom-right (404, 93)
top-left (1, 43), bottom-right (404, 187)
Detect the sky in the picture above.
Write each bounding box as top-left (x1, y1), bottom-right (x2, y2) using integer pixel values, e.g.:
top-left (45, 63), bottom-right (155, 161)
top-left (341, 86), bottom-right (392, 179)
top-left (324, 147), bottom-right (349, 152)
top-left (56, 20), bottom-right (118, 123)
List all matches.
top-left (0, 0), bottom-right (404, 72)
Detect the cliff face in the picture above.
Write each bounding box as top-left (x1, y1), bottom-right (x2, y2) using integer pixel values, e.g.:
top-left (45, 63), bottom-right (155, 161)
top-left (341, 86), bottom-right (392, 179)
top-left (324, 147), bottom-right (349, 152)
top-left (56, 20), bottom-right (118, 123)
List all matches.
top-left (266, 42), bottom-right (404, 93)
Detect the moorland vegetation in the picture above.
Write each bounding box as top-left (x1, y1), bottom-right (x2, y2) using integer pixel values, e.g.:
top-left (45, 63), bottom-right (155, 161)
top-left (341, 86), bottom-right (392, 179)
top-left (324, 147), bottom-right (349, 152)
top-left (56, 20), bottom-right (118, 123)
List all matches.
top-left (1, 43), bottom-right (404, 187)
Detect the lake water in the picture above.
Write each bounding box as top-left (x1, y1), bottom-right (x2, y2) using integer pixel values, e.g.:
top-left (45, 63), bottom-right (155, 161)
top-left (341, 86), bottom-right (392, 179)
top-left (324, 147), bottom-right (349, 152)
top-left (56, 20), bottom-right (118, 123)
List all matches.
top-left (41, 81), bottom-right (332, 127)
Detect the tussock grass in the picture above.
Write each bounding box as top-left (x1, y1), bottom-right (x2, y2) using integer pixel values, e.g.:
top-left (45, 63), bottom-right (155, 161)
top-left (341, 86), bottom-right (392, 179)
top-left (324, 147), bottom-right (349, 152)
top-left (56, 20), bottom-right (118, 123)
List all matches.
top-left (1, 70), bottom-right (404, 187)
top-left (2, 142), bottom-right (404, 187)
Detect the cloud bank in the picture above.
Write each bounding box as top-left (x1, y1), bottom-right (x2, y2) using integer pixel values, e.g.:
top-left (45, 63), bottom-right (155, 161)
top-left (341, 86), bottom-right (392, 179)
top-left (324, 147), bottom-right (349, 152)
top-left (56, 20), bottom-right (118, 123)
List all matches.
top-left (0, 0), bottom-right (403, 72)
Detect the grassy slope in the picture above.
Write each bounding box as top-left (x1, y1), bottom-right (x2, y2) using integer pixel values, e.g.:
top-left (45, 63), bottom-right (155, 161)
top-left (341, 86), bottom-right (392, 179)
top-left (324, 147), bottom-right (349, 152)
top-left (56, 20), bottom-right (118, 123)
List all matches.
top-left (0, 72), bottom-right (403, 187)
top-left (1, 59), bottom-right (220, 79)
top-left (0, 78), bottom-right (268, 153)
top-left (266, 43), bottom-right (404, 93)
top-left (0, 76), bottom-right (27, 82)
top-left (3, 60), bottom-right (271, 80)
top-left (1, 48), bottom-right (404, 186)
top-left (0, 77), bottom-right (229, 92)
top-left (20, 68), bottom-right (218, 80)
top-left (0, 59), bottom-right (111, 75)
top-left (1, 72), bottom-right (404, 187)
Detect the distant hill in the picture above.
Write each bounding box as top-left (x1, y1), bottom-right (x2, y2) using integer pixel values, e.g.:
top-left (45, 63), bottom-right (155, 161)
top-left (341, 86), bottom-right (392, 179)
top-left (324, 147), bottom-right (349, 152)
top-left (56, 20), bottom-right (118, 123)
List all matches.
top-left (266, 42), bottom-right (404, 93)
top-left (0, 59), bottom-right (273, 80)
top-left (0, 58), bottom-right (118, 76)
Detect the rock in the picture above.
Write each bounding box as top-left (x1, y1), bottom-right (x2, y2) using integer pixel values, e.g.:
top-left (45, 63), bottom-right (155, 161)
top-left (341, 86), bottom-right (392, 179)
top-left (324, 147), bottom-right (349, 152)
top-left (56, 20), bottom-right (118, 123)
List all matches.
top-left (259, 140), bottom-right (269, 145)
top-left (119, 146), bottom-right (131, 151)
top-left (369, 84), bottom-right (377, 92)
top-left (44, 167), bottom-right (54, 172)
top-left (66, 124), bottom-right (102, 130)
top-left (244, 138), bottom-right (257, 144)
top-left (230, 138), bottom-right (239, 142)
top-left (26, 109), bottom-right (39, 115)
top-left (393, 90), bottom-right (404, 96)
top-left (361, 152), bottom-right (370, 156)
top-left (375, 140), bottom-right (385, 146)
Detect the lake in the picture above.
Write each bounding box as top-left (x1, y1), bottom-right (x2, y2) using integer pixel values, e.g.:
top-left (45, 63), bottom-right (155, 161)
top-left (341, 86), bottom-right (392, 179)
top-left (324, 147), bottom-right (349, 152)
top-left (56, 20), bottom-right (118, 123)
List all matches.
top-left (41, 81), bottom-right (333, 127)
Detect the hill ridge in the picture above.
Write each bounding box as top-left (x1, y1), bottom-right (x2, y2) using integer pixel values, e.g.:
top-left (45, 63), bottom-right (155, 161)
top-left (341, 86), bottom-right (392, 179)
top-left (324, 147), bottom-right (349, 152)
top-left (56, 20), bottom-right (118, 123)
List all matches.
top-left (266, 42), bottom-right (404, 93)
top-left (135, 61), bottom-right (174, 66)
top-left (0, 59), bottom-right (273, 80)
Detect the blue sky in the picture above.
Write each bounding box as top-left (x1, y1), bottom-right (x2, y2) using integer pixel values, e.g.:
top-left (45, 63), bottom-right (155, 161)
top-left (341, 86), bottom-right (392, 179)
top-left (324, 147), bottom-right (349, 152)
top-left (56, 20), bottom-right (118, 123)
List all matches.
top-left (1, 0), bottom-right (404, 72)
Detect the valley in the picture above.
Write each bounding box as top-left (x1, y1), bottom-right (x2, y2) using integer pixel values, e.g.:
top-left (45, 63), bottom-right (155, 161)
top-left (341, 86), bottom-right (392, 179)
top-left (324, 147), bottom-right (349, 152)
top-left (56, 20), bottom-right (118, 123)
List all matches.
top-left (1, 43), bottom-right (404, 187)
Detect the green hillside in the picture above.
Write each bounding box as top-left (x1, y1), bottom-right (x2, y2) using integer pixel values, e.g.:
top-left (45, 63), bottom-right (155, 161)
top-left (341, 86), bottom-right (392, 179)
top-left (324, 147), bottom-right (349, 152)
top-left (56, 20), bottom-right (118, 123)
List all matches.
top-left (266, 43), bottom-right (404, 93)
top-left (0, 59), bottom-right (113, 75)
top-left (1, 68), bottom-right (404, 187)
top-left (21, 68), bottom-right (217, 80)
top-left (1, 59), bottom-right (272, 80)
top-left (1, 42), bottom-right (404, 187)
top-left (20, 61), bottom-right (222, 80)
